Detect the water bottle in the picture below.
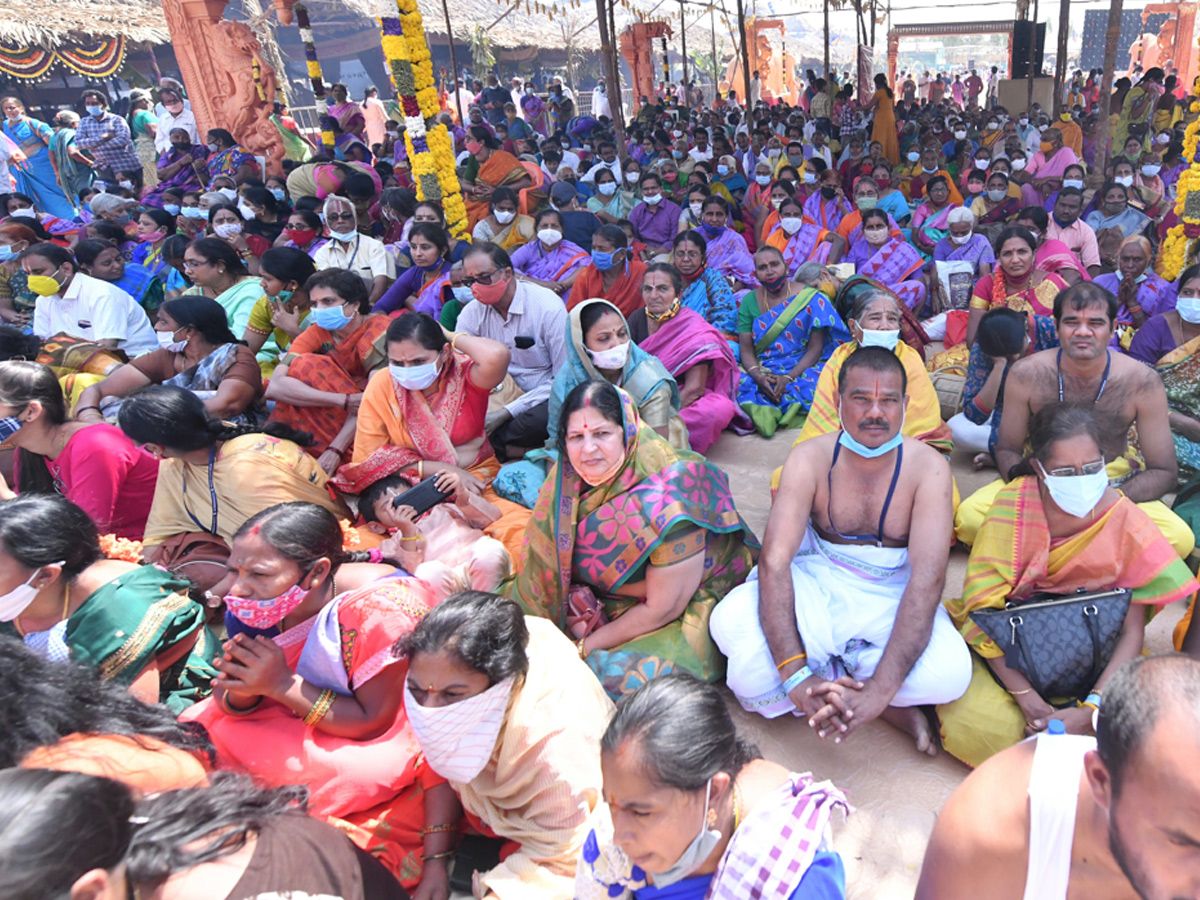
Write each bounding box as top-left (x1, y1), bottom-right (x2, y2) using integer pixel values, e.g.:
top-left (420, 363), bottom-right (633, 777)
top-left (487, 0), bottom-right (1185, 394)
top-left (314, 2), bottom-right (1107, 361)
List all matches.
top-left (1047, 719), bottom-right (1066, 735)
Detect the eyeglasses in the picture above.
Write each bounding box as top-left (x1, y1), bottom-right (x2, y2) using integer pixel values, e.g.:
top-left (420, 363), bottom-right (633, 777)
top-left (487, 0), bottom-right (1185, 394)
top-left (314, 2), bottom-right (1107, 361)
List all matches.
top-left (182, 258), bottom-right (211, 270)
top-left (1042, 459), bottom-right (1106, 478)
top-left (326, 212), bottom-right (355, 223)
top-left (461, 268), bottom-right (507, 287)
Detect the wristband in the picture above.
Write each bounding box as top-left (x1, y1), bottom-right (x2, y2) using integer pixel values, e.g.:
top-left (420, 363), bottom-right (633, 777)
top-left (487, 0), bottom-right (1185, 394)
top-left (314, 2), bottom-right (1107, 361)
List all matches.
top-left (1083, 692), bottom-right (1102, 710)
top-left (781, 665), bottom-right (814, 696)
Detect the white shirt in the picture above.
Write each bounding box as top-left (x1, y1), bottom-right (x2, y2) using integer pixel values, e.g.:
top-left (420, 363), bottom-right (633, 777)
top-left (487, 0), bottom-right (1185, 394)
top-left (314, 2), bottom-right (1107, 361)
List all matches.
top-left (689, 146), bottom-right (714, 163)
top-left (591, 89), bottom-right (611, 120)
top-left (155, 108), bottom-right (199, 154)
top-left (749, 78), bottom-right (762, 106)
top-left (454, 281), bottom-right (567, 417)
top-left (807, 145), bottom-right (833, 167)
top-left (33, 273), bottom-right (157, 355)
top-left (313, 234), bottom-right (396, 287)
top-left (558, 149), bottom-right (582, 172)
top-left (580, 156), bottom-right (622, 184)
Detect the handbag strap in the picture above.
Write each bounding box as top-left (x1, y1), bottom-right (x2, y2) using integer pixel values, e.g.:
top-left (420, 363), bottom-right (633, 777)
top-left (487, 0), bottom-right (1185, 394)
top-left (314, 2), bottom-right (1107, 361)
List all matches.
top-left (1008, 616), bottom-right (1050, 697)
top-left (1082, 603), bottom-right (1105, 691)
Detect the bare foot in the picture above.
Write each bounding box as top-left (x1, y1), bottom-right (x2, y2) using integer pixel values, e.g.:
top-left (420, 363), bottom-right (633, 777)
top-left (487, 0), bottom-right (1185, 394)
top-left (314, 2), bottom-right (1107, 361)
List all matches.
top-left (881, 705), bottom-right (939, 756)
top-left (972, 452), bottom-right (995, 471)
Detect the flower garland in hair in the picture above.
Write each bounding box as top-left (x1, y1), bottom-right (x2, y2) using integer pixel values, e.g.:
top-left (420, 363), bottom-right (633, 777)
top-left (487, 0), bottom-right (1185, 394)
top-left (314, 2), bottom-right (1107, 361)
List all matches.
top-left (295, 4), bottom-right (335, 154)
top-left (99, 534), bottom-right (144, 564)
top-left (379, 0), bottom-right (469, 240)
top-left (1157, 37), bottom-right (1200, 281)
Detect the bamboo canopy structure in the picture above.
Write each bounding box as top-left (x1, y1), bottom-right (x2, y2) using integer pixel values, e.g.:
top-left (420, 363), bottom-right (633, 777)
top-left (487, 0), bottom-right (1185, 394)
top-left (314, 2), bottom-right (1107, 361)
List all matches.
top-left (0, 0), bottom-right (171, 46)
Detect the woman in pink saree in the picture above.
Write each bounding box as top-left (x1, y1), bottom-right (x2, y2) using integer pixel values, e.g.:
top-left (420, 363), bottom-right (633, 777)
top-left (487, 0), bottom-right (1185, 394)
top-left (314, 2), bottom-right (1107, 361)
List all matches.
top-left (1016, 206), bottom-right (1091, 285)
top-left (847, 208), bottom-right (928, 312)
top-left (633, 263), bottom-right (748, 453)
top-left (694, 195), bottom-right (758, 288)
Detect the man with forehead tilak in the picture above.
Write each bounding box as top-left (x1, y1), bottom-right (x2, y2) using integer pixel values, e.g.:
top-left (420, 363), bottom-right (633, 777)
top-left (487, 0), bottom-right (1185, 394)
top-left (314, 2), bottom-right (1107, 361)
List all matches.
top-left (712, 346), bottom-right (971, 755)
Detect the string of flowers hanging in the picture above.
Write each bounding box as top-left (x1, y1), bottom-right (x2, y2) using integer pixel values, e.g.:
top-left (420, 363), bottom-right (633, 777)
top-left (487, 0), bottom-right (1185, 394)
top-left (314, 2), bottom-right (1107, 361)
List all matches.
top-left (295, 4), bottom-right (335, 154)
top-left (380, 0), bottom-right (469, 239)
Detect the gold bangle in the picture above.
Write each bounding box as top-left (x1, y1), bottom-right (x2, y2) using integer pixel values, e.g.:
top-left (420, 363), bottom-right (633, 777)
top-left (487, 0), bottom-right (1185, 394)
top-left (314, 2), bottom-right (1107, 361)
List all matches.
top-left (422, 850), bottom-right (456, 861)
top-left (399, 534), bottom-right (424, 542)
top-left (1008, 687), bottom-right (1033, 696)
top-left (577, 637), bottom-right (589, 660)
top-left (1081, 701), bottom-right (1099, 711)
top-left (450, 332), bottom-right (464, 353)
top-left (775, 653), bottom-right (807, 672)
top-left (417, 460), bottom-right (423, 479)
top-left (422, 823), bottom-right (458, 835)
top-left (302, 688), bottom-right (337, 726)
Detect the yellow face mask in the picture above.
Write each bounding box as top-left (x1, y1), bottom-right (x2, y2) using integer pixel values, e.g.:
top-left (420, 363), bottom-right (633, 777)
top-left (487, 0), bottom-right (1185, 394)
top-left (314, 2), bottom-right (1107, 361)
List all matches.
top-left (1059, 113), bottom-right (1072, 123)
top-left (25, 268), bottom-right (62, 296)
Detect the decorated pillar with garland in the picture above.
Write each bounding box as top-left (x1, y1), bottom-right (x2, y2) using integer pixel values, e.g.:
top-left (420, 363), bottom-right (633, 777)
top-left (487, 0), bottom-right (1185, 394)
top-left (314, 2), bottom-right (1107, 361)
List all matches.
top-left (1158, 37), bottom-right (1200, 281)
top-left (381, 0), bottom-right (469, 241)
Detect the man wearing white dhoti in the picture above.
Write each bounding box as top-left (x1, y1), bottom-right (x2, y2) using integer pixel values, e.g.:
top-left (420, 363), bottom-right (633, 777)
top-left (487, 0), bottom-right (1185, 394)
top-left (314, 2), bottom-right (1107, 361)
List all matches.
top-left (710, 345), bottom-right (972, 755)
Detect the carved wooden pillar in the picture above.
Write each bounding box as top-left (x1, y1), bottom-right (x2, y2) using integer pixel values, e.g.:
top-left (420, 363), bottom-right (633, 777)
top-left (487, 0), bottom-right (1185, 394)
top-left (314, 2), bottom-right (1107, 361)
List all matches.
top-left (160, 0), bottom-right (229, 136)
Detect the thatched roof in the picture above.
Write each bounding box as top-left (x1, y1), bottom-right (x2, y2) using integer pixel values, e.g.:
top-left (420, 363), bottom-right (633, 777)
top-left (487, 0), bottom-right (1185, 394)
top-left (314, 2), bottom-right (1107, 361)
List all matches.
top-left (344, 0), bottom-right (723, 52)
top-left (0, 0), bottom-right (171, 47)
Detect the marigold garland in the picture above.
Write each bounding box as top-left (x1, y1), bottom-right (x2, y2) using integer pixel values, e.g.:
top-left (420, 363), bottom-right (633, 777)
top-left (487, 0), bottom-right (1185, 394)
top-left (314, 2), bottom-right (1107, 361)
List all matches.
top-left (1157, 45), bottom-right (1200, 281)
top-left (380, 0), bottom-right (469, 240)
top-left (99, 534), bottom-right (144, 564)
top-left (295, 4), bottom-right (335, 154)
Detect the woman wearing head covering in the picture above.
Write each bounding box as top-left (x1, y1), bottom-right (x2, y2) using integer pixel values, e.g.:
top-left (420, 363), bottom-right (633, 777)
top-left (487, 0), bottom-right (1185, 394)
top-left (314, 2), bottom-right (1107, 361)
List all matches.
top-left (1093, 235), bottom-right (1176, 349)
top-left (549, 298), bottom-right (687, 450)
top-left (515, 382), bottom-right (757, 697)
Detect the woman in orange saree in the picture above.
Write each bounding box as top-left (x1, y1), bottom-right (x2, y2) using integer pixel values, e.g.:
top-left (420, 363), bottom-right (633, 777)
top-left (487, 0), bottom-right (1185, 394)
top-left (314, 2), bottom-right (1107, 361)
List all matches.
top-left (182, 502), bottom-right (460, 895)
top-left (459, 126), bottom-right (537, 231)
top-left (266, 269), bottom-right (389, 471)
top-left (333, 312), bottom-right (533, 562)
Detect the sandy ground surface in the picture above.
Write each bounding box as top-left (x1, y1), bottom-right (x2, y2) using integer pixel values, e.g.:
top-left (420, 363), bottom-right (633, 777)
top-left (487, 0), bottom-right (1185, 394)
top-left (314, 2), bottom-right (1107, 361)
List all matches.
top-left (447, 427), bottom-right (1186, 900)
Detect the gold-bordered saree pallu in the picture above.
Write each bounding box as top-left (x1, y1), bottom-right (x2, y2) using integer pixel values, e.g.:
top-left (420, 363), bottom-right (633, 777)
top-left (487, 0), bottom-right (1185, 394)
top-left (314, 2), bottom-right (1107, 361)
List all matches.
top-left (512, 389), bottom-right (759, 699)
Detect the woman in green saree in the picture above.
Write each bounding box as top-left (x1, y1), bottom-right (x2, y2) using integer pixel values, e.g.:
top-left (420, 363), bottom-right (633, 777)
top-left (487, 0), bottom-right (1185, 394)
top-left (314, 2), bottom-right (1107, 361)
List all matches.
top-left (0, 494), bottom-right (216, 713)
top-left (513, 380), bottom-right (757, 699)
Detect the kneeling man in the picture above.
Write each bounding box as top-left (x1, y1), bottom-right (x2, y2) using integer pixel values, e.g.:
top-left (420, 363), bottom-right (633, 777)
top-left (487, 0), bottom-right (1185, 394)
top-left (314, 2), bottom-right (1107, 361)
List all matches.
top-left (711, 346), bottom-right (971, 754)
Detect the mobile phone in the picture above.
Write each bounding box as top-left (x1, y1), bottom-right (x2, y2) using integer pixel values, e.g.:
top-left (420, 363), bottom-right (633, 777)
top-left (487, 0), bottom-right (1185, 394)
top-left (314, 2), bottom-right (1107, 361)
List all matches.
top-left (391, 476), bottom-right (454, 516)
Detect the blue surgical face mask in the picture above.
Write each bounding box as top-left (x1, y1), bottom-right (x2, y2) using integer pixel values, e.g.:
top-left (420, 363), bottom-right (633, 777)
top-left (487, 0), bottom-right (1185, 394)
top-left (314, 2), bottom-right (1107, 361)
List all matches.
top-left (270, 289), bottom-right (295, 304)
top-left (311, 303), bottom-right (352, 331)
top-left (859, 327), bottom-right (900, 351)
top-left (389, 360), bottom-right (440, 391)
top-left (452, 285), bottom-right (474, 303)
top-left (0, 245), bottom-right (15, 262)
top-left (163, 203), bottom-right (181, 216)
top-left (1177, 294), bottom-right (1200, 324)
top-left (270, 187), bottom-right (287, 202)
top-left (182, 207), bottom-right (207, 220)
top-left (85, 105), bottom-right (103, 117)
top-left (329, 229), bottom-right (357, 243)
top-left (592, 249), bottom-right (619, 271)
top-left (838, 409), bottom-right (905, 458)
top-left (717, 164), bottom-right (730, 176)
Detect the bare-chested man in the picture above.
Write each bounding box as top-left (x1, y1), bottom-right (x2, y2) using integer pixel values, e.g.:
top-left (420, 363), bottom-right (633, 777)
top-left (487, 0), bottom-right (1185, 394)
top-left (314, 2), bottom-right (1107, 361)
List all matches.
top-left (711, 346), bottom-right (971, 755)
top-left (954, 281), bottom-right (1195, 558)
top-left (918, 654), bottom-right (1200, 900)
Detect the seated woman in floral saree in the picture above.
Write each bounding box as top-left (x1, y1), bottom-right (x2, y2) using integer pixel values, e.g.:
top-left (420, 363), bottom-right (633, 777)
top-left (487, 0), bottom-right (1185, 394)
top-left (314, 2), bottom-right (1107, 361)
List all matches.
top-left (182, 502), bottom-right (458, 892)
top-left (966, 227), bottom-right (1067, 347)
top-left (694, 195), bottom-right (757, 288)
top-left (737, 247), bottom-right (850, 437)
top-left (910, 176), bottom-right (959, 258)
top-left (0, 494), bottom-right (217, 714)
top-left (846, 208), bottom-right (927, 313)
top-left (765, 196), bottom-right (844, 278)
top-left (631, 264), bottom-right (749, 453)
top-left (460, 127), bottom-right (536, 232)
top-left (513, 382), bottom-right (757, 699)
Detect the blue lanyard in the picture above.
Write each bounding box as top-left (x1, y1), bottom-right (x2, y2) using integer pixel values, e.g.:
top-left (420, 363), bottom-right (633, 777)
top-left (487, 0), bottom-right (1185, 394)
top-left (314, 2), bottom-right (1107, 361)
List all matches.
top-left (1057, 349), bottom-right (1110, 403)
top-left (182, 444), bottom-right (219, 535)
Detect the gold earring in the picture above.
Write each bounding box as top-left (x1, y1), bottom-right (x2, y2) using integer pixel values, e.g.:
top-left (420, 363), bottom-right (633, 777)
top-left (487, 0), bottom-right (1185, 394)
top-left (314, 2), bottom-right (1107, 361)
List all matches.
top-left (706, 806), bottom-right (717, 829)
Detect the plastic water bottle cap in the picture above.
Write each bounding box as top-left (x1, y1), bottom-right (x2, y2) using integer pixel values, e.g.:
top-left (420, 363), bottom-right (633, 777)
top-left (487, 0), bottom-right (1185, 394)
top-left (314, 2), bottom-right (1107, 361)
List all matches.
top-left (1047, 719), bottom-right (1066, 735)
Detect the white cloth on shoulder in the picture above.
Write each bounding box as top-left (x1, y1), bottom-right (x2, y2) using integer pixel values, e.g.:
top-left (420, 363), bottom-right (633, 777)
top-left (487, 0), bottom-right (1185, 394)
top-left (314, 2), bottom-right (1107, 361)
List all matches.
top-left (710, 525), bottom-right (971, 718)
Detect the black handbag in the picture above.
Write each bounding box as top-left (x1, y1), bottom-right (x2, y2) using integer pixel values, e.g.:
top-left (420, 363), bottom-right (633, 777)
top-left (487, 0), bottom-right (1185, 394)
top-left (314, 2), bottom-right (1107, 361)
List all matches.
top-left (968, 587), bottom-right (1131, 700)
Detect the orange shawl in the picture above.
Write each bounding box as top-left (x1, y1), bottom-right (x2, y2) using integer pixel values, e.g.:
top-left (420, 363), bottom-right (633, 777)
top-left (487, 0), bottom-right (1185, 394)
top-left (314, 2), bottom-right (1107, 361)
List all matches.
top-left (566, 257), bottom-right (649, 319)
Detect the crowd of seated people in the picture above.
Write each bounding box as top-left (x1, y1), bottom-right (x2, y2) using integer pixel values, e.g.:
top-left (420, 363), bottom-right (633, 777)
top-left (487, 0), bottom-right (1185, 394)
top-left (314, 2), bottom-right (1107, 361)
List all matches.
top-left (5, 70), bottom-right (1200, 900)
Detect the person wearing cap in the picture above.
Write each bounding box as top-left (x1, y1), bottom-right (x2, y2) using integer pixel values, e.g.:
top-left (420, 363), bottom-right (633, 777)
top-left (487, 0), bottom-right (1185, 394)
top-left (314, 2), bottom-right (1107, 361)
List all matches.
top-left (548, 180), bottom-right (601, 253)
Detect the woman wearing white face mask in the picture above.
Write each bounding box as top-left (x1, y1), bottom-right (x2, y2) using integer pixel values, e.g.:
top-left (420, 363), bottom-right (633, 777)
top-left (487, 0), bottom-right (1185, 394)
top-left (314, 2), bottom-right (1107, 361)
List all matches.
top-left (939, 403), bottom-right (1200, 767)
top-left (578, 674), bottom-right (847, 899)
top-left (0, 492), bottom-right (218, 710)
top-left (472, 185), bottom-right (535, 249)
top-left (1129, 264), bottom-right (1200, 480)
top-left (511, 207), bottom-right (589, 297)
top-left (346, 310), bottom-right (533, 559)
top-left (676, 184), bottom-right (708, 234)
top-left (548, 298), bottom-right (687, 448)
top-left (1133, 154), bottom-right (1167, 217)
top-left (846, 207), bottom-right (928, 313)
top-left (587, 167), bottom-right (635, 223)
top-left (403, 590), bottom-right (613, 900)
top-left (934, 206), bottom-right (994, 281)
top-left (205, 202), bottom-right (267, 275)
top-left (181, 500), bottom-right (470, 895)
top-left (77, 294), bottom-right (265, 430)
top-left (969, 172), bottom-right (1020, 239)
top-left (764, 195), bottom-right (844, 275)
